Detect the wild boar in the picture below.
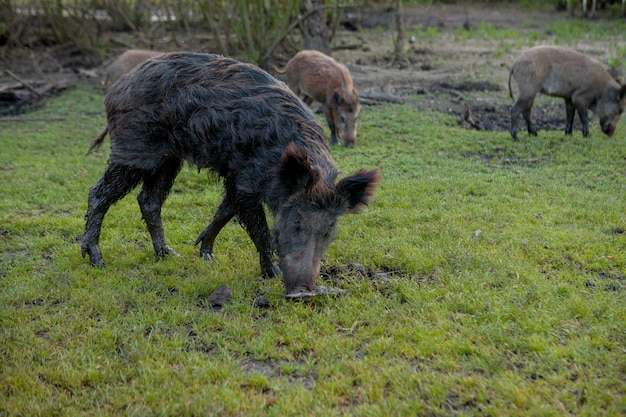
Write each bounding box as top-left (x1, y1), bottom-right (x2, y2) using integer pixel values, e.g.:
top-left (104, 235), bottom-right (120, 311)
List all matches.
top-left (508, 45), bottom-right (626, 140)
top-left (104, 49), bottom-right (164, 89)
top-left (273, 50), bottom-right (360, 147)
top-left (82, 52), bottom-right (381, 298)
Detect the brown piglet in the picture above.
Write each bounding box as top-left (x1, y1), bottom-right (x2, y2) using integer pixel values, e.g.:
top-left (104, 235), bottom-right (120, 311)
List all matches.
top-left (508, 45), bottom-right (626, 140)
top-left (90, 49), bottom-right (164, 154)
top-left (104, 49), bottom-right (164, 89)
top-left (274, 50), bottom-right (360, 147)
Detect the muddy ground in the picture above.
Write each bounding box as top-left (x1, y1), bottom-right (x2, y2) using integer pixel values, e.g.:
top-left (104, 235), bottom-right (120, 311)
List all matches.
top-left (1, 3), bottom-right (624, 133)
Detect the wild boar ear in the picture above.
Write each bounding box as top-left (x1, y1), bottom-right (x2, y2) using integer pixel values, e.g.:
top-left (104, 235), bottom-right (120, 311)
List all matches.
top-left (332, 90), bottom-right (344, 107)
top-left (279, 143), bottom-right (317, 195)
top-left (619, 84), bottom-right (626, 101)
top-left (336, 168), bottom-right (382, 213)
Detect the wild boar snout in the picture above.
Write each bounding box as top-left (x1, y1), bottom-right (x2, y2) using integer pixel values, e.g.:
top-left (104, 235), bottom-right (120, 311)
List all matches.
top-left (600, 118), bottom-right (618, 137)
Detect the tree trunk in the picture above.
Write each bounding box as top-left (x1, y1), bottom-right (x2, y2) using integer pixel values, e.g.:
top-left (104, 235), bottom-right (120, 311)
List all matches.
top-left (391, 0), bottom-right (408, 67)
top-left (300, 0), bottom-right (329, 54)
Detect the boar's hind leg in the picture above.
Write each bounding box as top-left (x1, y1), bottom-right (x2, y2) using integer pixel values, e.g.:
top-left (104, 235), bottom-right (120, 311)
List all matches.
top-left (237, 200), bottom-right (281, 278)
top-left (564, 98), bottom-right (576, 135)
top-left (510, 96), bottom-right (537, 140)
top-left (137, 158), bottom-right (182, 259)
top-left (194, 196), bottom-right (235, 261)
top-left (82, 164), bottom-right (142, 267)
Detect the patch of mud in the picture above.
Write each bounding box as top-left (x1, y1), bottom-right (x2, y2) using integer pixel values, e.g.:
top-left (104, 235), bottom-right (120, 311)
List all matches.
top-left (586, 270), bottom-right (625, 293)
top-left (241, 355), bottom-right (317, 390)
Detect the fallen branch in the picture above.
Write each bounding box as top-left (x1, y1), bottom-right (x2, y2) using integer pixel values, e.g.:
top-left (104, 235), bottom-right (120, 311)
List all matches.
top-left (4, 70), bottom-right (41, 97)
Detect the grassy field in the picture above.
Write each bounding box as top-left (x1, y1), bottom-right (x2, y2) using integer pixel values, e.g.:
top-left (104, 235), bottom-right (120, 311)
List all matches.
top-left (2, 26), bottom-right (626, 417)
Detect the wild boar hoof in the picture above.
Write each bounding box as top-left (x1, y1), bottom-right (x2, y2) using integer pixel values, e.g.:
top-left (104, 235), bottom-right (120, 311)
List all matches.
top-left (200, 251), bottom-right (215, 261)
top-left (156, 246), bottom-right (180, 259)
top-left (271, 262), bottom-right (282, 276)
top-left (257, 262), bottom-right (281, 280)
top-left (82, 244), bottom-right (104, 268)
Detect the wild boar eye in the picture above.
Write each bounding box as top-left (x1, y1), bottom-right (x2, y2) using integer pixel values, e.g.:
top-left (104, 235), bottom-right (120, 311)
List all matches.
top-left (324, 222), bottom-right (336, 238)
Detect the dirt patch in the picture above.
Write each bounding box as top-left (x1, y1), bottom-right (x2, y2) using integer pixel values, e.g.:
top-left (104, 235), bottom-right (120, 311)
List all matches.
top-left (1, 4), bottom-right (623, 132)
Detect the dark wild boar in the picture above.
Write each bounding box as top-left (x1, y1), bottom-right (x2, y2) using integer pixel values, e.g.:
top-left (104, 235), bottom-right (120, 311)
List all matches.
top-left (82, 52), bottom-right (381, 298)
top-left (273, 50), bottom-right (360, 147)
top-left (508, 45), bottom-right (626, 140)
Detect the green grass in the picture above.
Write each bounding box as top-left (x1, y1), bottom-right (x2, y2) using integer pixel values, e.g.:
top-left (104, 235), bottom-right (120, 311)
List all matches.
top-left (2, 74), bottom-right (626, 416)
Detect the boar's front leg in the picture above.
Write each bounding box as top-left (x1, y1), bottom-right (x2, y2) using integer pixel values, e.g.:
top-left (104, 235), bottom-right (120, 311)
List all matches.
top-left (82, 164), bottom-right (143, 267)
top-left (137, 158), bottom-right (182, 259)
top-left (574, 101), bottom-right (590, 138)
top-left (564, 98), bottom-right (576, 135)
top-left (195, 196), bottom-right (235, 261)
top-left (237, 199), bottom-right (281, 278)
top-left (323, 105), bottom-right (340, 145)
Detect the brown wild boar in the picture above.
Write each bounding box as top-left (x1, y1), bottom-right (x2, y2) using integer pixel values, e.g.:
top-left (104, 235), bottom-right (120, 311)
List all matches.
top-left (90, 49), bottom-right (165, 154)
top-left (508, 45), bottom-right (626, 140)
top-left (273, 50), bottom-right (360, 147)
top-left (104, 49), bottom-right (164, 89)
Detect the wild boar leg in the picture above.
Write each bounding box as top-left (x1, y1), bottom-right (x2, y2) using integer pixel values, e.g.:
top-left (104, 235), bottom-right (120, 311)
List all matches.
top-left (301, 95), bottom-right (314, 107)
top-left (569, 93), bottom-right (592, 137)
top-left (564, 98), bottom-right (576, 135)
top-left (576, 105), bottom-right (590, 138)
top-left (236, 199), bottom-right (281, 278)
top-left (510, 96), bottom-right (537, 140)
top-left (195, 196), bottom-right (235, 260)
top-left (323, 105), bottom-right (340, 145)
top-left (522, 101), bottom-right (537, 137)
top-left (82, 164), bottom-right (143, 266)
top-left (137, 158), bottom-right (182, 258)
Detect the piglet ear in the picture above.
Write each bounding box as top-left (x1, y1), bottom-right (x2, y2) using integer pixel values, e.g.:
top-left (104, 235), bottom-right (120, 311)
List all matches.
top-left (279, 143), bottom-right (317, 195)
top-left (619, 84), bottom-right (626, 101)
top-left (332, 90), bottom-right (344, 107)
top-left (336, 168), bottom-right (382, 213)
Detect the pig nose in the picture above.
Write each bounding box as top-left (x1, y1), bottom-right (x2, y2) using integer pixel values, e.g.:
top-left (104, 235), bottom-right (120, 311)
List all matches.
top-left (602, 124), bottom-right (616, 136)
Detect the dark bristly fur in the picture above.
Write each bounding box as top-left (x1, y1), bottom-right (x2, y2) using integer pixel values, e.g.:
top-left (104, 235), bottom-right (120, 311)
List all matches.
top-left (82, 52), bottom-right (381, 296)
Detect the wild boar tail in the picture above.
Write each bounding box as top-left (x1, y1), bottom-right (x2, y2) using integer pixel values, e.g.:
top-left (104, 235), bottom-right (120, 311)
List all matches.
top-left (508, 69), bottom-right (514, 101)
top-left (86, 125), bottom-right (109, 155)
